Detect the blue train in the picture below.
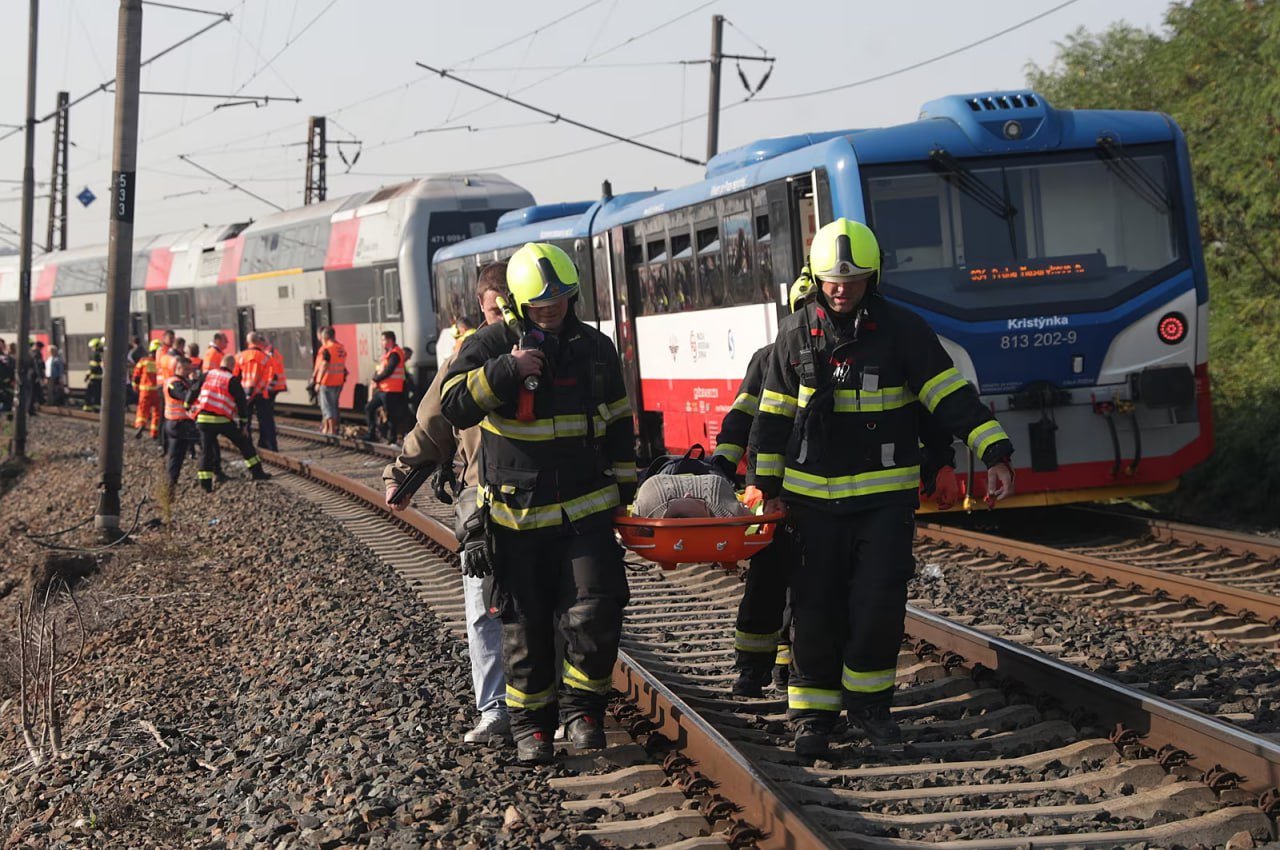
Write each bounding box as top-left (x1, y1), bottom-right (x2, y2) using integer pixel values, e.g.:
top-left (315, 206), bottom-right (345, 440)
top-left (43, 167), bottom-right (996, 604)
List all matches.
top-left (433, 90), bottom-right (1212, 510)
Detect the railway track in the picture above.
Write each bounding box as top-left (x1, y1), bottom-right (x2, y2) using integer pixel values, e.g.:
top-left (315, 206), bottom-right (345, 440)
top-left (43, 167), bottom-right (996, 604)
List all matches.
top-left (41, 410), bottom-right (1280, 846)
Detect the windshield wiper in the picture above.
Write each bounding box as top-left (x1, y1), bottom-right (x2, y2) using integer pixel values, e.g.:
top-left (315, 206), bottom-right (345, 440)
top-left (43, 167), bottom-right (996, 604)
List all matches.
top-left (929, 149), bottom-right (1017, 221)
top-left (1095, 136), bottom-right (1173, 213)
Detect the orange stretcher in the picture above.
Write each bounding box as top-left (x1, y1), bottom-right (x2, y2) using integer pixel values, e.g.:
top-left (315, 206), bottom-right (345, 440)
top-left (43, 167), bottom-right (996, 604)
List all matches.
top-left (615, 511), bottom-right (787, 571)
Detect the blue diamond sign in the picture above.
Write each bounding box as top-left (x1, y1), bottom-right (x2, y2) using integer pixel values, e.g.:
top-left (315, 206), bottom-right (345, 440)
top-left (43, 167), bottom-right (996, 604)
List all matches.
top-left (77, 186), bottom-right (96, 207)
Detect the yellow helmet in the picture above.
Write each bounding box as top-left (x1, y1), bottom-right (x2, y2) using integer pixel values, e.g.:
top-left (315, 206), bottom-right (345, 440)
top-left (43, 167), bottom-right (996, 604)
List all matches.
top-left (788, 267), bottom-right (816, 313)
top-left (89, 337), bottom-right (103, 349)
top-left (149, 339), bottom-right (162, 352)
top-left (809, 218), bottom-right (880, 285)
top-left (506, 242), bottom-right (579, 318)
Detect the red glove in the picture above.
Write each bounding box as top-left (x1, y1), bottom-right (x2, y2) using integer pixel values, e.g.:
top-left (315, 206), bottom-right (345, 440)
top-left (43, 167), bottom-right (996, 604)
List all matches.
top-left (932, 466), bottom-right (960, 510)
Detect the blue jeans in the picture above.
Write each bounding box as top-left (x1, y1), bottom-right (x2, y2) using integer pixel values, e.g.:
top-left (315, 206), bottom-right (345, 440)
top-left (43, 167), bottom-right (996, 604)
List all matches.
top-left (463, 574), bottom-right (505, 714)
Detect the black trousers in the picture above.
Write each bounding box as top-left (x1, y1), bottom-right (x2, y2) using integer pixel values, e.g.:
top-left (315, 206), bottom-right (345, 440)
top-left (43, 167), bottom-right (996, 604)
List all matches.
top-left (197, 420), bottom-right (262, 483)
top-left (365, 390), bottom-right (408, 442)
top-left (492, 522), bottom-right (629, 740)
top-left (246, 395), bottom-right (277, 451)
top-left (787, 503), bottom-right (916, 728)
top-left (83, 378), bottom-right (102, 410)
top-left (164, 420), bottom-right (200, 484)
top-left (734, 526), bottom-right (795, 676)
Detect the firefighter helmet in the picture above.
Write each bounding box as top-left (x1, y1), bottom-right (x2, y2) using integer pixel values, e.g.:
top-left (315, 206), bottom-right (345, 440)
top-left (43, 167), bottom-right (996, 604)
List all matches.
top-left (809, 218), bottom-right (880, 285)
top-left (506, 242), bottom-right (580, 319)
top-left (788, 267), bottom-right (816, 313)
top-left (149, 339), bottom-right (162, 352)
top-left (88, 337), bottom-right (103, 350)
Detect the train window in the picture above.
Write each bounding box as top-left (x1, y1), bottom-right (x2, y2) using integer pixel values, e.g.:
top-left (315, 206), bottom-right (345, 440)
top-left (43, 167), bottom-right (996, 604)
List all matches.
top-left (383, 268), bottom-right (402, 319)
top-left (55, 259), bottom-right (107, 296)
top-left (720, 200), bottom-right (754, 307)
top-left (31, 301), bottom-right (50, 331)
top-left (644, 237), bottom-right (669, 314)
top-left (695, 225), bottom-right (724, 309)
top-left (326, 267), bottom-right (382, 325)
top-left (433, 259), bottom-right (470, 334)
top-left (195, 285), bottom-right (236, 330)
top-left (64, 334), bottom-right (94, 372)
top-left (624, 229), bottom-right (646, 317)
top-left (668, 232), bottom-right (694, 312)
top-left (753, 212), bottom-right (774, 305)
top-left (592, 236), bottom-right (612, 322)
top-left (258, 327), bottom-right (313, 377)
top-left (131, 251), bottom-right (150, 290)
top-left (0, 302), bottom-right (17, 329)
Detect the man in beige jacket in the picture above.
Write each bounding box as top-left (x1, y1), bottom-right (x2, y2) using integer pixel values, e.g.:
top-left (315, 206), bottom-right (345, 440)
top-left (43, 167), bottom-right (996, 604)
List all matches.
top-left (384, 262), bottom-right (510, 745)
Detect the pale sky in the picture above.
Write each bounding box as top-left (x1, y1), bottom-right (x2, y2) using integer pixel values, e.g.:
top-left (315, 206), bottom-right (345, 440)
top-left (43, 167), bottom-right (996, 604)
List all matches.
top-left (0, 0), bottom-right (1175, 251)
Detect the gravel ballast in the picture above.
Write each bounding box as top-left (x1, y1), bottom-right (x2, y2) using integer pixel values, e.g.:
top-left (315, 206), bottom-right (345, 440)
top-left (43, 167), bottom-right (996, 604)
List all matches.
top-left (0, 416), bottom-right (588, 849)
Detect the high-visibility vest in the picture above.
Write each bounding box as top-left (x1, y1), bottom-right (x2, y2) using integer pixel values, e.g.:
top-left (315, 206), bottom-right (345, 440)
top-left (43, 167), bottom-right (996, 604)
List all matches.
top-left (187, 354), bottom-right (202, 375)
top-left (317, 340), bottom-right (347, 387)
top-left (156, 348), bottom-right (178, 382)
top-left (267, 346), bottom-right (287, 393)
top-left (164, 377), bottom-right (192, 421)
top-left (234, 346), bottom-right (273, 397)
top-left (193, 369), bottom-right (237, 420)
top-left (376, 345), bottom-right (405, 393)
top-left (203, 345), bottom-right (226, 372)
top-left (132, 357), bottom-right (159, 391)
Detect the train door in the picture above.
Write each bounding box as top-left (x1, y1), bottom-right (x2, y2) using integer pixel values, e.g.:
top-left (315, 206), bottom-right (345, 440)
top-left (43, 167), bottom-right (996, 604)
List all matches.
top-left (236, 306), bottom-right (255, 349)
top-left (129, 311), bottom-right (151, 342)
top-left (50, 317), bottom-right (66, 355)
top-left (305, 300), bottom-right (331, 357)
top-left (607, 225), bottom-right (662, 459)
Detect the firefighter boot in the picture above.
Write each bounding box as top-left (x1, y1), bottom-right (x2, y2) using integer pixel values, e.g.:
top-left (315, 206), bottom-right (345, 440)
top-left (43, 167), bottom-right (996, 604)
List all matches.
top-left (793, 723), bottom-right (831, 759)
top-left (565, 715), bottom-right (606, 751)
top-left (849, 703), bottom-right (901, 746)
top-left (515, 730), bottom-right (554, 765)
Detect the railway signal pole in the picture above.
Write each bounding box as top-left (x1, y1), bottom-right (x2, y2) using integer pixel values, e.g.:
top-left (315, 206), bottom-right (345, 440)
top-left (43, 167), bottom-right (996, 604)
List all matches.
top-left (705, 14), bottom-right (724, 161)
top-left (11, 0), bottom-right (40, 460)
top-left (95, 0), bottom-right (143, 541)
top-left (46, 91), bottom-right (70, 252)
top-left (304, 116), bottom-right (326, 204)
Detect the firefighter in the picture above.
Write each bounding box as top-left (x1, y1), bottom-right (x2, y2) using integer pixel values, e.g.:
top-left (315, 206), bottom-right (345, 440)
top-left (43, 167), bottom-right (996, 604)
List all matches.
top-left (310, 327), bottom-right (347, 436)
top-left (132, 340), bottom-right (163, 439)
top-left (266, 338), bottom-right (287, 403)
top-left (83, 338), bottom-right (104, 412)
top-left (441, 243), bottom-right (637, 765)
top-left (202, 332), bottom-right (229, 377)
top-left (752, 219), bottom-right (1014, 757)
top-left (384, 262), bottom-right (511, 746)
top-left (724, 274), bottom-right (968, 698)
top-left (189, 354), bottom-right (272, 491)
top-left (155, 329), bottom-right (177, 383)
top-left (364, 331), bottom-right (408, 444)
top-left (234, 331), bottom-right (278, 451)
top-left (162, 357), bottom-right (200, 491)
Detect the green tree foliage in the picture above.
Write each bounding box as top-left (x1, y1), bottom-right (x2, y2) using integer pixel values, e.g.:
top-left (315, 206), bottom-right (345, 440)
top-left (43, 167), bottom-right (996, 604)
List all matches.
top-left (1027, 0), bottom-right (1280, 527)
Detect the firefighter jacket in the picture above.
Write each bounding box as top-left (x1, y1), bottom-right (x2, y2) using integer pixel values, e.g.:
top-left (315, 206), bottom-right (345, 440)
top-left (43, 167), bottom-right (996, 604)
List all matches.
top-left (85, 352), bottom-right (103, 384)
top-left (267, 346), bottom-right (287, 393)
top-left (750, 296), bottom-right (1012, 513)
top-left (203, 344), bottom-right (227, 373)
top-left (164, 376), bottom-right (193, 421)
top-left (132, 356), bottom-right (159, 391)
top-left (441, 316), bottom-right (637, 533)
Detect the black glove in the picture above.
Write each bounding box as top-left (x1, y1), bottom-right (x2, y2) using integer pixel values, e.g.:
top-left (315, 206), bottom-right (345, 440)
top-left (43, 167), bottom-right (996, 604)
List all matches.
top-left (305, 381), bottom-right (317, 404)
top-left (459, 504), bottom-right (495, 578)
top-left (431, 465), bottom-right (460, 505)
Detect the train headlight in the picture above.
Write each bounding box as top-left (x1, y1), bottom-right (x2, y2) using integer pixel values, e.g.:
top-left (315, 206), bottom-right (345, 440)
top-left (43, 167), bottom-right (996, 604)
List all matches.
top-left (1157, 311), bottom-right (1188, 345)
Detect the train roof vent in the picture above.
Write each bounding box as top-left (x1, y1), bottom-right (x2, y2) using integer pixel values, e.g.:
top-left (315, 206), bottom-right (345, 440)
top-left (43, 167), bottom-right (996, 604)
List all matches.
top-left (497, 201), bottom-right (594, 231)
top-left (918, 90), bottom-right (1058, 151)
top-left (705, 131), bottom-right (854, 180)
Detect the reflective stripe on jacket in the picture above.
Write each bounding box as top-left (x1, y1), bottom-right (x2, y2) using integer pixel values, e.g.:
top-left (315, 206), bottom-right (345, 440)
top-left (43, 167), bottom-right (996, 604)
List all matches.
top-left (132, 357), bottom-right (159, 391)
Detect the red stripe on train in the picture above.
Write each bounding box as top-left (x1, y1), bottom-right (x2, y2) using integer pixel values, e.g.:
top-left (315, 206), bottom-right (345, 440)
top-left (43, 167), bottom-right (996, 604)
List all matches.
top-left (34, 266), bottom-right (56, 301)
top-left (144, 248), bottom-right (174, 291)
top-left (324, 218), bottom-right (360, 271)
top-left (217, 236), bottom-right (244, 285)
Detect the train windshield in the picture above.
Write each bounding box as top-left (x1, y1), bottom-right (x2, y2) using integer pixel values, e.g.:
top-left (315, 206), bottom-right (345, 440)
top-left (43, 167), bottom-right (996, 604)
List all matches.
top-left (863, 143), bottom-right (1186, 318)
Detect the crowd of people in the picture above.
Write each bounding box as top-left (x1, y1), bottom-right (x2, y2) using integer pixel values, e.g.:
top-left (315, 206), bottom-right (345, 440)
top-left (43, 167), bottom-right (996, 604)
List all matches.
top-left (383, 221), bottom-right (1014, 765)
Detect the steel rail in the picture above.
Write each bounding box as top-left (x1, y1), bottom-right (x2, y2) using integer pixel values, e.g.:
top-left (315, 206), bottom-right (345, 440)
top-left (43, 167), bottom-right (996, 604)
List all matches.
top-left (906, 606), bottom-right (1280, 797)
top-left (917, 522), bottom-right (1280, 624)
top-left (1070, 506), bottom-right (1280, 562)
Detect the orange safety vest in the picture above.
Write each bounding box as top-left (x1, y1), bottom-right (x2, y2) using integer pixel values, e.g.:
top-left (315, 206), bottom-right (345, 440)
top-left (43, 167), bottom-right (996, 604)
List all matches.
top-left (186, 354), bottom-right (202, 375)
top-left (193, 368), bottom-right (237, 420)
top-left (267, 346), bottom-right (287, 393)
top-left (163, 376), bottom-right (192, 421)
top-left (203, 345), bottom-right (226, 372)
top-left (316, 340), bottom-right (347, 387)
top-left (156, 348), bottom-right (178, 382)
top-left (234, 346), bottom-right (273, 398)
top-left (132, 356), bottom-right (159, 391)
top-left (375, 345), bottom-right (405, 393)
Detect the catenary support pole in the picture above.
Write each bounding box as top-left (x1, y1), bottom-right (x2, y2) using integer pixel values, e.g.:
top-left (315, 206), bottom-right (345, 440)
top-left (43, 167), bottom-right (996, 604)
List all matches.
top-left (10, 0), bottom-right (40, 460)
top-left (95, 0), bottom-right (143, 540)
top-left (46, 91), bottom-right (69, 252)
top-left (705, 13), bottom-right (724, 162)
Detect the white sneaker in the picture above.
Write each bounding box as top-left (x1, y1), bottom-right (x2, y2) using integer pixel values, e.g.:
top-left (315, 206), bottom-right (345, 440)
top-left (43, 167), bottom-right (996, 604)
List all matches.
top-left (464, 711), bottom-right (512, 745)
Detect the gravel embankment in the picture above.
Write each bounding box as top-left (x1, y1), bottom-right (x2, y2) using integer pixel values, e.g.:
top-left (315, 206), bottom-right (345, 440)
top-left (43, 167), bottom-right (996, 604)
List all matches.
top-left (0, 416), bottom-right (587, 849)
top-left (910, 552), bottom-right (1280, 733)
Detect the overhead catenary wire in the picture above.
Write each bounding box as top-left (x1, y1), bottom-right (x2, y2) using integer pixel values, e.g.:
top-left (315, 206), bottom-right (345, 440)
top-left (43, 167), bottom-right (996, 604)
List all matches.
top-left (415, 62), bottom-right (704, 166)
top-left (178, 155), bottom-right (284, 210)
top-left (753, 0), bottom-right (1082, 103)
top-left (232, 0), bottom-right (342, 95)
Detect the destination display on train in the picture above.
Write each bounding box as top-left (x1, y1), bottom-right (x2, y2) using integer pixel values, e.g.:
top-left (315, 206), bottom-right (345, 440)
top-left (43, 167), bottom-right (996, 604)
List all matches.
top-left (968, 254), bottom-right (1103, 284)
